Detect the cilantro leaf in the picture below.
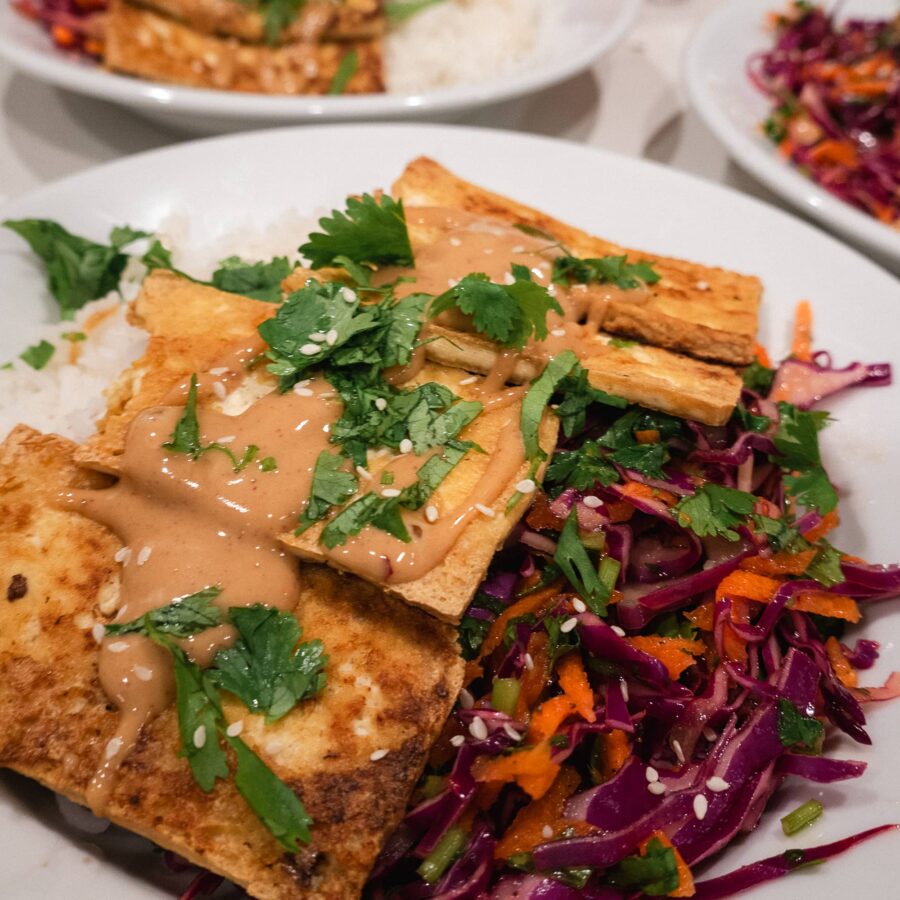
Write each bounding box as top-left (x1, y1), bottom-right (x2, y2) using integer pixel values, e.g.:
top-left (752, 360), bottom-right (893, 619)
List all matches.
top-left (397, 441), bottom-right (470, 510)
top-left (4, 219), bottom-right (133, 318)
top-left (777, 697), bottom-right (824, 751)
top-left (545, 441), bottom-right (620, 497)
top-left (784, 467), bottom-right (838, 514)
top-left (608, 442), bottom-right (669, 479)
top-left (753, 514), bottom-right (810, 554)
top-left (296, 451), bottom-right (358, 533)
top-left (299, 194), bottom-right (414, 269)
top-left (226, 733), bottom-right (312, 850)
top-left (256, 0), bottom-right (305, 44)
top-left (385, 0), bottom-right (447, 22)
top-left (210, 605), bottom-right (327, 722)
top-left (735, 402), bottom-right (771, 433)
top-left (553, 365), bottom-right (626, 438)
top-left (552, 254), bottom-right (661, 290)
top-left (805, 540), bottom-right (844, 587)
top-left (609, 837), bottom-right (680, 896)
top-left (210, 256), bottom-right (293, 302)
top-left (429, 270), bottom-right (562, 350)
top-left (675, 483), bottom-right (757, 541)
top-left (19, 339), bottom-right (55, 370)
top-left (171, 646), bottom-right (230, 792)
top-left (772, 403), bottom-right (829, 470)
top-left (109, 225), bottom-right (152, 249)
top-left (554, 509), bottom-right (610, 616)
top-left (320, 493), bottom-right (409, 547)
top-left (598, 408), bottom-right (683, 450)
top-left (742, 359), bottom-right (776, 394)
top-left (328, 49), bottom-right (358, 94)
top-left (106, 586), bottom-right (223, 638)
top-left (521, 350), bottom-right (580, 461)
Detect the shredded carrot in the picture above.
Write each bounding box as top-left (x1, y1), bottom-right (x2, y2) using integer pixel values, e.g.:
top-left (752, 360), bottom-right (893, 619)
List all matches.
top-left (635, 429), bottom-right (661, 444)
top-left (463, 659), bottom-right (483, 683)
top-left (620, 480), bottom-right (678, 507)
top-left (801, 509), bottom-right (840, 543)
top-left (790, 300), bottom-right (813, 362)
top-left (627, 636), bottom-right (706, 679)
top-left (722, 623), bottom-right (748, 665)
top-left (809, 139), bottom-right (858, 167)
top-left (606, 500), bottom-right (635, 523)
top-left (792, 591), bottom-right (861, 623)
top-left (479, 584), bottom-right (562, 661)
top-left (556, 653), bottom-right (596, 723)
top-left (474, 741), bottom-right (560, 800)
top-left (826, 636), bottom-right (857, 688)
top-left (740, 549), bottom-right (817, 576)
top-left (494, 768), bottom-right (582, 859)
top-left (596, 729), bottom-right (631, 780)
top-left (527, 695), bottom-right (577, 743)
top-left (640, 832), bottom-right (696, 897)
top-left (715, 570), bottom-right (782, 604)
top-left (753, 342), bottom-right (772, 368)
top-left (685, 600), bottom-right (715, 632)
top-left (50, 24), bottom-right (76, 47)
top-left (515, 631), bottom-right (550, 720)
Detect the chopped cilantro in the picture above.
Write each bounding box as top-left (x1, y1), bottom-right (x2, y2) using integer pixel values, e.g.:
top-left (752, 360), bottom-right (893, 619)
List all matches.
top-left (328, 49), bottom-right (358, 94)
top-left (553, 364), bottom-right (626, 438)
top-left (545, 440), bottom-right (620, 497)
top-left (777, 697), bottom-right (824, 751)
top-left (256, 0), bottom-right (306, 44)
top-left (296, 451), bottom-right (359, 533)
top-left (552, 254), bottom-right (661, 290)
top-left (608, 837), bottom-right (680, 896)
top-left (753, 514), bottom-right (810, 554)
top-left (742, 359), bottom-right (776, 395)
top-left (299, 194), bottom-right (414, 270)
top-left (805, 540), bottom-right (844, 588)
top-left (62, 330), bottom-right (87, 342)
top-left (609, 337), bottom-right (637, 349)
top-left (429, 269), bottom-right (562, 350)
top-left (521, 350), bottom-right (579, 461)
top-left (675, 483), bottom-right (757, 541)
top-left (385, 0), bottom-right (446, 22)
top-left (608, 442), bottom-right (669, 479)
top-left (772, 403), bottom-right (830, 469)
top-left (259, 456), bottom-right (278, 472)
top-left (458, 593), bottom-right (505, 660)
top-left (210, 256), bottom-right (293, 302)
top-left (598, 408), bottom-right (683, 450)
top-left (19, 339), bottom-right (55, 370)
top-left (735, 402), bottom-right (771, 433)
top-left (784, 467), bottom-right (838, 515)
top-left (554, 509), bottom-right (610, 616)
top-left (655, 611), bottom-right (698, 641)
top-left (105, 586), bottom-right (223, 638)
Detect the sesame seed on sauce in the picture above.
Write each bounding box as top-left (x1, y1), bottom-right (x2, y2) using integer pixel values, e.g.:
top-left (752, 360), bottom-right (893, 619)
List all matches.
top-left (136, 546), bottom-right (152, 566)
top-left (369, 748), bottom-right (389, 762)
top-left (620, 679), bottom-right (630, 702)
top-left (208, 367), bottom-right (228, 376)
top-left (293, 383), bottom-right (314, 397)
top-left (551, 328), bottom-right (566, 337)
top-left (475, 503), bottom-right (495, 518)
top-left (134, 666), bottom-right (153, 682)
top-left (702, 726), bottom-right (718, 742)
top-left (382, 488), bottom-right (401, 498)
top-left (356, 465), bottom-right (372, 481)
top-left (91, 623), bottom-right (106, 644)
top-left (399, 438), bottom-right (413, 454)
top-left (516, 478), bottom-right (536, 494)
top-left (459, 375), bottom-right (478, 386)
top-left (215, 435), bottom-right (236, 444)
top-left (105, 737), bottom-right (123, 760)
top-left (114, 547), bottom-right (132, 565)
top-left (425, 505), bottom-right (439, 523)
top-left (226, 720), bottom-right (244, 737)
top-left (107, 641), bottom-right (129, 654)
top-left (212, 382), bottom-right (227, 401)
top-left (449, 237), bottom-right (462, 247)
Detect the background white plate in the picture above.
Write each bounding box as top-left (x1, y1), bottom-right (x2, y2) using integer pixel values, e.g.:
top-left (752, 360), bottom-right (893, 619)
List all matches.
top-left (685, 0), bottom-right (900, 269)
top-left (0, 123), bottom-right (898, 898)
top-left (0, 0), bottom-right (640, 133)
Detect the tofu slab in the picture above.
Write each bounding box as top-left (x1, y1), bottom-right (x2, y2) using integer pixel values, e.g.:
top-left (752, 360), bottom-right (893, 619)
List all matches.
top-left (392, 157), bottom-right (761, 366)
top-left (0, 426), bottom-right (462, 900)
top-left (104, 0), bottom-right (384, 94)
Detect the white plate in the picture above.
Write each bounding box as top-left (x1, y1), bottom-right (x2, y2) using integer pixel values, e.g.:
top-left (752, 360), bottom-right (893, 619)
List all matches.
top-left (1, 124), bottom-right (898, 898)
top-left (0, 0), bottom-right (640, 133)
top-left (685, 0), bottom-right (900, 268)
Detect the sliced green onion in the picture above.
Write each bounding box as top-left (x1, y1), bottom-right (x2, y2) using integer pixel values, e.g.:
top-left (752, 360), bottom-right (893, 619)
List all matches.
top-left (492, 677), bottom-right (520, 716)
top-left (598, 556), bottom-right (621, 595)
top-left (417, 826), bottom-right (467, 883)
top-left (781, 799), bottom-right (823, 836)
top-left (422, 774), bottom-right (447, 799)
top-left (328, 50), bottom-right (358, 95)
top-left (581, 531), bottom-right (607, 552)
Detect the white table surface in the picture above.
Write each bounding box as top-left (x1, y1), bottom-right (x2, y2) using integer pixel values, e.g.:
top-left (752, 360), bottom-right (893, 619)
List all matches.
top-left (0, 0), bottom-right (894, 276)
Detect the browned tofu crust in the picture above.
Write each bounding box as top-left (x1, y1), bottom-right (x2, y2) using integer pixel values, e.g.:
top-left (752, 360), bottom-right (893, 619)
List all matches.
top-left (0, 426), bottom-right (462, 900)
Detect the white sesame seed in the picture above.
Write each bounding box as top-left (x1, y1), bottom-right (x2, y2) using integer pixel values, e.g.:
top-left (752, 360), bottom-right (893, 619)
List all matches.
top-left (551, 328), bottom-right (566, 338)
top-left (293, 384), bottom-right (314, 397)
top-left (516, 479), bottom-right (536, 494)
top-left (447, 278), bottom-right (459, 288)
top-left (582, 495), bottom-right (602, 508)
top-left (193, 725), bottom-right (206, 748)
top-left (459, 688), bottom-right (475, 709)
top-left (107, 641), bottom-right (129, 654)
top-left (449, 237), bottom-right (462, 247)
top-left (503, 723), bottom-right (523, 741)
top-left (227, 720), bottom-right (244, 737)
top-left (356, 465), bottom-right (372, 481)
top-left (503, 272), bottom-right (516, 285)
top-left (382, 488), bottom-right (401, 498)
top-left (696, 280), bottom-right (710, 291)
top-left (341, 287), bottom-right (357, 303)
top-left (134, 666), bottom-right (153, 682)
top-left (136, 546), bottom-right (152, 566)
top-left (560, 617), bottom-right (578, 634)
top-left (105, 737), bottom-right (123, 760)
top-left (694, 794), bottom-right (709, 820)
top-left (572, 598), bottom-right (587, 614)
top-left (459, 375), bottom-right (478, 385)
top-left (469, 717), bottom-right (489, 740)
top-left (524, 653), bottom-right (535, 671)
top-left (425, 505), bottom-right (439, 523)
top-left (541, 825), bottom-right (554, 839)
top-left (113, 546), bottom-right (132, 565)
top-left (212, 381), bottom-right (227, 400)
top-left (309, 332), bottom-right (327, 343)
top-left (215, 435), bottom-right (236, 444)
top-left (512, 245), bottom-right (526, 254)
top-left (450, 734), bottom-right (466, 747)
top-left (91, 623), bottom-right (106, 644)
top-left (483, 248), bottom-right (494, 255)
top-left (300, 344), bottom-right (320, 356)
top-left (325, 329), bottom-right (339, 346)
top-left (620, 679), bottom-right (630, 702)
top-left (475, 503), bottom-right (495, 518)
top-left (645, 766), bottom-right (659, 783)
top-left (370, 748), bottom-right (389, 762)
top-left (706, 777), bottom-right (730, 793)
top-left (702, 726), bottom-right (718, 742)
top-left (648, 781), bottom-right (667, 795)
top-left (209, 367), bottom-right (228, 376)
top-left (399, 438), bottom-right (413, 454)
top-left (374, 397), bottom-right (387, 410)
top-left (672, 739), bottom-right (686, 764)
top-left (611, 625), bottom-right (626, 637)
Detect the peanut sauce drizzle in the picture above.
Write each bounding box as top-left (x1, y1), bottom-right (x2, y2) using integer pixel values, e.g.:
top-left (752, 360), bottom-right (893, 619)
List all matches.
top-left (67, 205), bottom-right (645, 813)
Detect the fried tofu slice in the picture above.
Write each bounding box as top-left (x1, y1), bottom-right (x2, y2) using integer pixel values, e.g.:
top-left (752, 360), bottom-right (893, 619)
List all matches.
top-left (0, 426), bottom-right (462, 900)
top-left (282, 362), bottom-right (559, 623)
top-left (132, 0), bottom-right (384, 45)
top-left (104, 0), bottom-right (383, 95)
top-left (75, 271), bottom-right (277, 472)
top-left (392, 157), bottom-right (761, 366)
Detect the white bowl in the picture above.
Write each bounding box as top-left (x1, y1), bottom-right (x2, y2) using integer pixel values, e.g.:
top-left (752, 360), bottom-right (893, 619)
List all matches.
top-left (685, 0), bottom-right (900, 269)
top-left (0, 0), bottom-right (641, 133)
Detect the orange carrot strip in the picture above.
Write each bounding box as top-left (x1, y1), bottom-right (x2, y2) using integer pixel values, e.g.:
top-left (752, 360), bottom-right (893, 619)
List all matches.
top-left (809, 139), bottom-right (858, 167)
top-left (826, 636), bottom-right (857, 688)
top-left (557, 653), bottom-right (596, 723)
top-left (792, 591), bottom-right (861, 623)
top-left (715, 571), bottom-right (783, 604)
top-left (515, 631), bottom-right (550, 720)
top-left (627, 636), bottom-right (706, 679)
top-left (596, 729), bottom-right (631, 780)
top-left (801, 509), bottom-right (840, 543)
top-left (754, 342), bottom-right (772, 367)
top-left (519, 763), bottom-right (563, 802)
top-left (606, 500), bottom-right (635, 523)
top-left (527, 695), bottom-right (577, 744)
top-left (479, 584), bottom-right (562, 661)
top-left (640, 832), bottom-right (696, 897)
top-left (740, 550), bottom-right (817, 576)
top-left (635, 429), bottom-right (661, 444)
top-left (685, 600), bottom-right (715, 632)
top-left (722, 623), bottom-right (748, 665)
top-left (791, 300), bottom-right (813, 362)
top-left (475, 741), bottom-right (560, 800)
